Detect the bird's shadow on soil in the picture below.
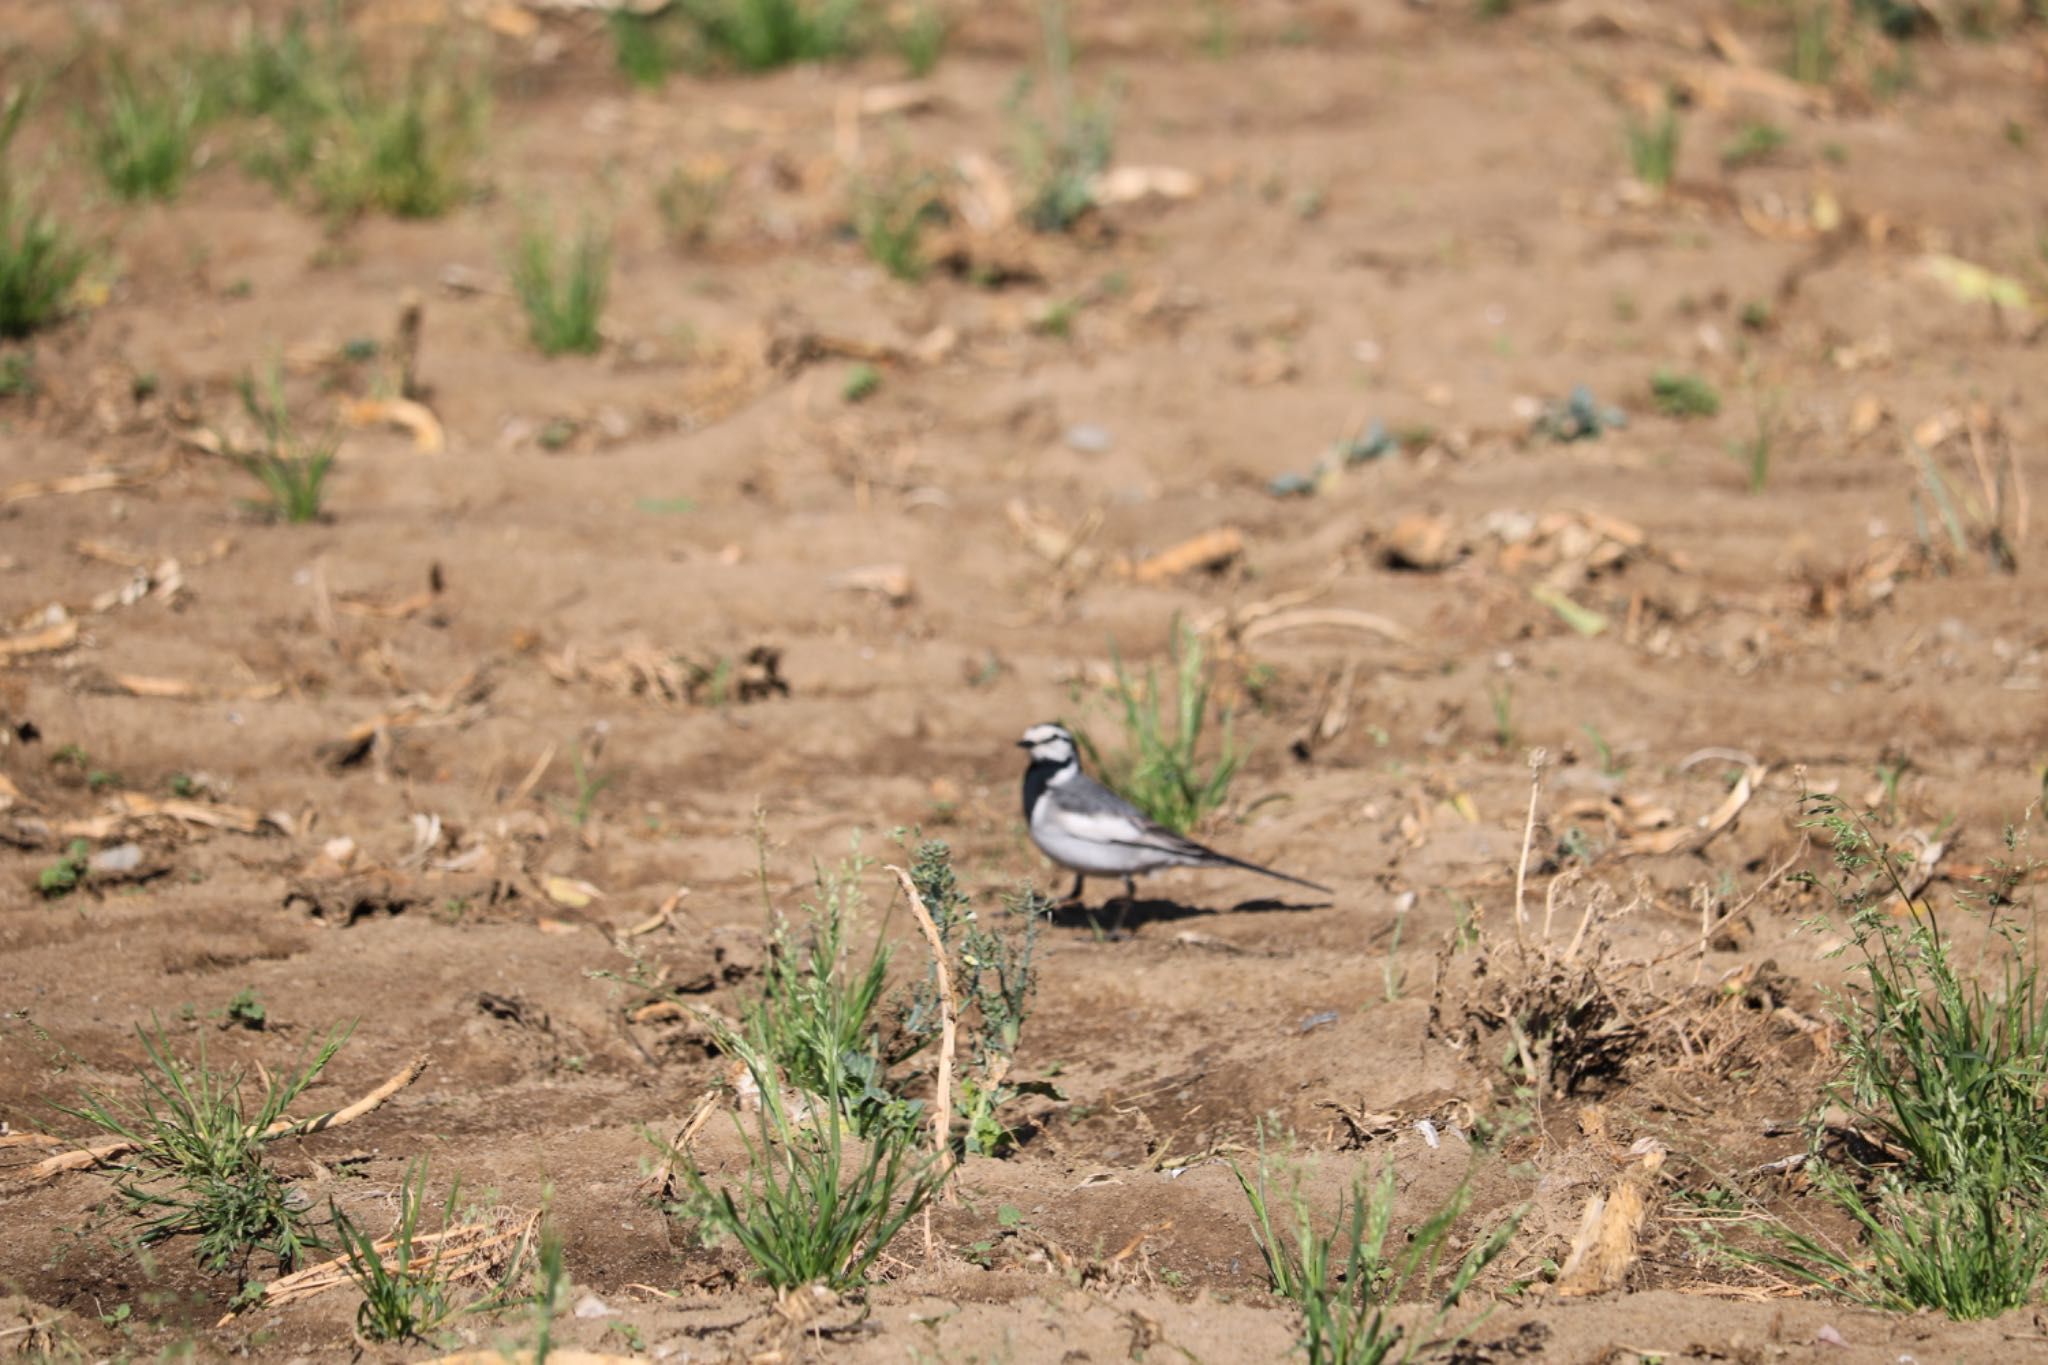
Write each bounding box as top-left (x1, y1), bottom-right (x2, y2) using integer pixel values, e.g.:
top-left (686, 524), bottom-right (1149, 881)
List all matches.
top-left (1047, 892), bottom-right (1329, 935)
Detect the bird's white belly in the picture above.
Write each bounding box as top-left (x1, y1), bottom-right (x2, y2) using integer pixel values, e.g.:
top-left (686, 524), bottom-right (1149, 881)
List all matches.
top-left (1030, 806), bottom-right (1179, 877)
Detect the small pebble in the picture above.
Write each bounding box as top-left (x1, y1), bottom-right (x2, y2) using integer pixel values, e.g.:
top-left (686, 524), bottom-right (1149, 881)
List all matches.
top-left (573, 1293), bottom-right (611, 1319)
top-left (1298, 1009), bottom-right (1339, 1034)
top-left (1063, 424), bottom-right (1112, 453)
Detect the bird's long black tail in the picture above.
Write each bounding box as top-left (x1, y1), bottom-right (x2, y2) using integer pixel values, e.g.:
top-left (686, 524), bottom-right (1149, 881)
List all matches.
top-left (1188, 842), bottom-right (1331, 895)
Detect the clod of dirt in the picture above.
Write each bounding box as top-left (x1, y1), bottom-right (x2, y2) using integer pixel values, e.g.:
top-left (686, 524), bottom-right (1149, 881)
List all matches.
top-left (1383, 511), bottom-right (1460, 571)
top-left (284, 870), bottom-right (425, 924)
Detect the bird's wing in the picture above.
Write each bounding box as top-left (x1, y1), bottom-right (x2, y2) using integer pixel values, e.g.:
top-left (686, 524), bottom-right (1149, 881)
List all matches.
top-left (1044, 775), bottom-right (1188, 848)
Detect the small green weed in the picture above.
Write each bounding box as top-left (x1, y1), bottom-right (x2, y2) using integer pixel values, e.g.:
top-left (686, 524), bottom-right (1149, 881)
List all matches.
top-left (217, 989), bottom-right (267, 1031)
top-left (1533, 386), bottom-right (1625, 443)
top-left (682, 0), bottom-right (865, 72)
top-left (38, 838), bottom-right (92, 898)
top-left (331, 1159), bottom-right (466, 1342)
top-left (1789, 2), bottom-right (1836, 85)
top-left (656, 162), bottom-right (728, 252)
top-left (1485, 680), bottom-right (1516, 751)
top-left (842, 363), bottom-right (881, 403)
top-left (1651, 369), bottom-right (1721, 419)
top-left (1720, 120), bottom-right (1787, 169)
top-left (235, 365), bottom-right (337, 523)
top-left (88, 66), bottom-right (203, 202)
top-left (559, 745), bottom-right (613, 827)
top-left (55, 1023), bottom-right (349, 1281)
top-left (1231, 1133), bottom-right (1522, 1364)
top-left (743, 837), bottom-right (912, 1137)
top-left (1074, 620), bottom-right (1242, 835)
top-left (512, 220), bottom-right (610, 357)
top-left (663, 1036), bottom-right (942, 1291)
top-left (1012, 0), bottom-right (1115, 233)
top-left (1624, 99), bottom-right (1681, 191)
top-left (0, 347), bottom-right (32, 397)
top-left (895, 2), bottom-right (947, 76)
top-left (901, 839), bottom-right (1050, 1157)
top-left (0, 90), bottom-right (91, 340)
top-left (610, 10), bottom-right (685, 87)
top-left (1731, 390), bottom-right (1781, 494)
top-left (852, 167), bottom-right (943, 282)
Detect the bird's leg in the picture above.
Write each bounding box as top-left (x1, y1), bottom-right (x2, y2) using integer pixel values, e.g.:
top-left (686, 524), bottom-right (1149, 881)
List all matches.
top-left (1122, 874), bottom-right (1137, 905)
top-left (1060, 873), bottom-right (1087, 906)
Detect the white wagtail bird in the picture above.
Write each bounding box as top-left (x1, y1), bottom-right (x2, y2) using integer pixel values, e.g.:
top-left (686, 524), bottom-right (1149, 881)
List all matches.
top-left (1018, 722), bottom-right (1331, 904)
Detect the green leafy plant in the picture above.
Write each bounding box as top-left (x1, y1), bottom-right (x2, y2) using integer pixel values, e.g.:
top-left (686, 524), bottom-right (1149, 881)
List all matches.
top-left (1485, 680), bottom-right (1516, 752)
top-left (235, 364), bottom-right (337, 523)
top-left (88, 66), bottom-right (203, 202)
top-left (1651, 369), bottom-right (1721, 419)
top-left (1231, 1134), bottom-right (1522, 1364)
top-left (55, 1023), bottom-right (349, 1281)
top-left (38, 838), bottom-right (91, 897)
top-left (742, 839), bottom-right (913, 1137)
top-left (1012, 0), bottom-right (1114, 233)
top-left (331, 1159), bottom-right (462, 1342)
top-left (217, 988), bottom-right (267, 1031)
top-left (1074, 620), bottom-right (1243, 835)
top-left (512, 220), bottom-right (610, 357)
top-left (0, 89), bottom-right (91, 340)
top-left (1624, 98), bottom-right (1681, 191)
top-left (901, 839), bottom-right (1050, 1156)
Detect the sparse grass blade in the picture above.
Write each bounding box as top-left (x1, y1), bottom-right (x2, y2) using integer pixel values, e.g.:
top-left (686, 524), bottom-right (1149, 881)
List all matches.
top-left (235, 365), bottom-right (337, 523)
top-left (852, 167), bottom-right (942, 282)
top-left (54, 1022), bottom-right (349, 1281)
top-left (88, 66), bottom-right (203, 202)
top-left (512, 220), bottom-right (610, 357)
top-left (1230, 1131), bottom-right (1523, 1364)
top-left (1624, 99), bottom-right (1681, 191)
top-left (332, 1158), bottom-right (460, 1342)
top-left (1074, 621), bottom-right (1242, 835)
top-left (1013, 0), bottom-right (1114, 234)
top-left (1651, 369), bottom-right (1720, 419)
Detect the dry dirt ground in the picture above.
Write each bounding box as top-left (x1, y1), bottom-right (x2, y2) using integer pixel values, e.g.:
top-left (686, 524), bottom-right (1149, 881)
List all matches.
top-left (5, 1), bottom-right (2048, 1361)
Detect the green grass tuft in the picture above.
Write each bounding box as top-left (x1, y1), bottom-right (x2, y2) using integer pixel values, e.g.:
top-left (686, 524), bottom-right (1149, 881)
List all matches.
top-left (1074, 620), bottom-right (1242, 836)
top-left (331, 1159), bottom-right (464, 1342)
top-left (1624, 99), bottom-right (1681, 190)
top-left (1651, 369), bottom-right (1721, 419)
top-left (684, 0), bottom-right (865, 71)
top-left (1231, 1132), bottom-right (1523, 1364)
top-left (55, 1023), bottom-right (350, 1281)
top-left (236, 365), bottom-right (337, 523)
top-left (0, 89), bottom-right (90, 340)
top-left (852, 167), bottom-right (942, 282)
top-left (512, 220), bottom-right (610, 357)
top-left (88, 66), bottom-right (203, 202)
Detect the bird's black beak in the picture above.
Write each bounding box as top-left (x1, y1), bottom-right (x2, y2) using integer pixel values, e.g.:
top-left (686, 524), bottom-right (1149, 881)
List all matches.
top-left (1016, 739), bottom-right (1035, 749)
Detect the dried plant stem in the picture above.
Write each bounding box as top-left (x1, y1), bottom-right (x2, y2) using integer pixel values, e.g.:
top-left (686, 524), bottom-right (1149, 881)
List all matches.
top-left (1513, 748), bottom-right (1548, 950)
top-left (887, 865), bottom-right (958, 1213)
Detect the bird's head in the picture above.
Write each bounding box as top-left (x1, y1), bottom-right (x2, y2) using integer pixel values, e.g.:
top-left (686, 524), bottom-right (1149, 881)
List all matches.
top-left (1017, 722), bottom-right (1079, 767)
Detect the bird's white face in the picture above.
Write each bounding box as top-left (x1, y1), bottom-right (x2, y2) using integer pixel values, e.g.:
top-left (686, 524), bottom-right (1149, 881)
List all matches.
top-left (1018, 723), bottom-right (1078, 766)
